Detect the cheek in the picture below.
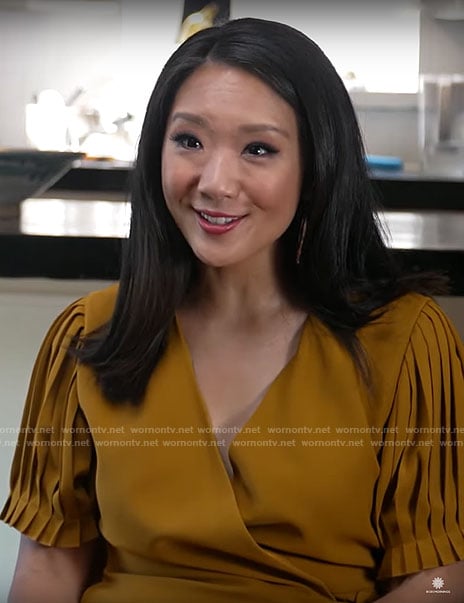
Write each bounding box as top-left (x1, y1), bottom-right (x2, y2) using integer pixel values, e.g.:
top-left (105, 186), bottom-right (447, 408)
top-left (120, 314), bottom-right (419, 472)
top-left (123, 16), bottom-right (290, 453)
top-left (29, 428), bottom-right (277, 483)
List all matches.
top-left (257, 171), bottom-right (301, 218)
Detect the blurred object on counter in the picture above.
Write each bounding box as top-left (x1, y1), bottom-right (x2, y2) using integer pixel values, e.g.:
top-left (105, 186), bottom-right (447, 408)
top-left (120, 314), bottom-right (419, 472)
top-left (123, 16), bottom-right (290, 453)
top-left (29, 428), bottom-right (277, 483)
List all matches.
top-left (178, 0), bottom-right (230, 43)
top-left (0, 149), bottom-right (83, 205)
top-left (25, 89), bottom-right (70, 151)
top-left (25, 81), bottom-right (137, 161)
top-left (78, 110), bottom-right (135, 161)
top-left (419, 74), bottom-right (464, 176)
top-left (343, 71), bottom-right (366, 93)
top-left (365, 155), bottom-right (404, 172)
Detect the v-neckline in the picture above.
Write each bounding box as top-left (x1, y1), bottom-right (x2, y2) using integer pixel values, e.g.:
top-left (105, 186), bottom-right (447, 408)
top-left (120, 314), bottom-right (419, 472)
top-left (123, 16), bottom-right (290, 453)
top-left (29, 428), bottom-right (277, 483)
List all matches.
top-left (174, 313), bottom-right (309, 478)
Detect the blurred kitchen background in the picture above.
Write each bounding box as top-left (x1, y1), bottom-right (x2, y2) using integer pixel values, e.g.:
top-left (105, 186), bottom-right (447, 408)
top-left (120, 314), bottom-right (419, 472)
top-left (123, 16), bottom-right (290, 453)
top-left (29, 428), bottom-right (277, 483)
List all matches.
top-left (0, 0), bottom-right (464, 596)
top-left (0, 0), bottom-right (462, 164)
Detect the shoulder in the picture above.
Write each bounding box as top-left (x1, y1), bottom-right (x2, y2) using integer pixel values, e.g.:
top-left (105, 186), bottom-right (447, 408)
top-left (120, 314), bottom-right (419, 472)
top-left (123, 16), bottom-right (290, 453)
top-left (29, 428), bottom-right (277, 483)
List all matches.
top-left (358, 293), bottom-right (463, 416)
top-left (57, 283), bottom-right (118, 335)
top-left (362, 292), bottom-right (463, 360)
top-left (34, 284), bottom-right (119, 358)
top-left (82, 282), bottom-right (119, 333)
top-left (28, 283), bottom-right (118, 375)
top-left (358, 292), bottom-right (443, 356)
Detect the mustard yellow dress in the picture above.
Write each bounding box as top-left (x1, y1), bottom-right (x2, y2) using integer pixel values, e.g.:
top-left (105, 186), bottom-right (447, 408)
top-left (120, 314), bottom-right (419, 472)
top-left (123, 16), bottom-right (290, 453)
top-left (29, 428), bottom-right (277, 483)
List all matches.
top-left (2, 285), bottom-right (464, 602)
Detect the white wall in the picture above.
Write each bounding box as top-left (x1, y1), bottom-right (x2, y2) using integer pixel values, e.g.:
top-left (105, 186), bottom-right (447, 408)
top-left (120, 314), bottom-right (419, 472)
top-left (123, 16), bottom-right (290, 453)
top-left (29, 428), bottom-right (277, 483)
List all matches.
top-left (0, 0), bottom-right (427, 162)
top-left (232, 0), bottom-right (421, 93)
top-left (0, 0), bottom-right (464, 162)
top-left (0, 1), bottom-right (122, 149)
top-left (0, 0), bottom-right (184, 149)
top-left (1, 0), bottom-right (463, 163)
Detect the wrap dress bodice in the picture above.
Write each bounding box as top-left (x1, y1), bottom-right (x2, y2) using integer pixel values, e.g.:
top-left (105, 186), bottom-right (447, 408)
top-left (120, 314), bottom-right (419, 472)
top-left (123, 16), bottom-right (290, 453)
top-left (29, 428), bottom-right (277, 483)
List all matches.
top-left (2, 284), bottom-right (464, 602)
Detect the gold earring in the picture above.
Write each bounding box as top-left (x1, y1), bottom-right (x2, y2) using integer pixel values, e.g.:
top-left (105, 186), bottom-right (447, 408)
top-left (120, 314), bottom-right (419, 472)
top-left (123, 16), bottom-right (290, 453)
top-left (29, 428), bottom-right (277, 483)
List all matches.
top-left (296, 218), bottom-right (307, 265)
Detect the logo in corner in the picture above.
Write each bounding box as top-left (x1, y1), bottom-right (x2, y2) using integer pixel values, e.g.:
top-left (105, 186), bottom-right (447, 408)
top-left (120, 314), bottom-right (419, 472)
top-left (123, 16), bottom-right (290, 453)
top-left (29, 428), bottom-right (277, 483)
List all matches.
top-left (426, 576), bottom-right (451, 594)
top-left (432, 577), bottom-right (445, 590)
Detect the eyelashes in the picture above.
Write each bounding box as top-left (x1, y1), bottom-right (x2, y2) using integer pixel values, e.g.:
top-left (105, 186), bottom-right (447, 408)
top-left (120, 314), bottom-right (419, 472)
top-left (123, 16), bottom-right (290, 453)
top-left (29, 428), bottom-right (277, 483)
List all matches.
top-left (169, 133), bottom-right (201, 150)
top-left (245, 142), bottom-right (278, 156)
top-left (168, 132), bottom-right (278, 157)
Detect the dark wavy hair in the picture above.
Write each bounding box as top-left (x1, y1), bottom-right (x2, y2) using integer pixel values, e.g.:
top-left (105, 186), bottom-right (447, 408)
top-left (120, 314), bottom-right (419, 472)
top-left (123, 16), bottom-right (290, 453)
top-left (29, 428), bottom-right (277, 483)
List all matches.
top-left (73, 17), bottom-right (446, 404)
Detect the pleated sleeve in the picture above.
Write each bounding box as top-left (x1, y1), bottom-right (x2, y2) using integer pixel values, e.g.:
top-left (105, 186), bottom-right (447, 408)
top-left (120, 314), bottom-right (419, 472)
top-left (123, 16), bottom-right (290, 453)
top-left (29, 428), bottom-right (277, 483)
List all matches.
top-left (375, 299), bottom-right (464, 579)
top-left (0, 299), bottom-right (99, 547)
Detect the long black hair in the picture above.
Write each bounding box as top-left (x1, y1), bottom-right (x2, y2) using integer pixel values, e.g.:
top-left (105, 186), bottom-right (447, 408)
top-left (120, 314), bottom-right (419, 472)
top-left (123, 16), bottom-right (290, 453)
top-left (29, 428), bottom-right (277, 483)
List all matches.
top-left (73, 17), bottom-right (446, 404)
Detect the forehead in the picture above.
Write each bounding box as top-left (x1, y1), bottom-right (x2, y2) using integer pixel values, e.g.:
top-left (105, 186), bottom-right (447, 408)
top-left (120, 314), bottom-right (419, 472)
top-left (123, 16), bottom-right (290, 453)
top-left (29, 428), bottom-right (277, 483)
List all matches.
top-left (168, 62), bottom-right (298, 132)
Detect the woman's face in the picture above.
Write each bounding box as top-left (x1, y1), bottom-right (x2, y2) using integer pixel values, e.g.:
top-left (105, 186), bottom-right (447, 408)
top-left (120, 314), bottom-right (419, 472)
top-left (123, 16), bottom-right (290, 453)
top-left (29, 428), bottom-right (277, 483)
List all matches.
top-left (161, 62), bottom-right (303, 269)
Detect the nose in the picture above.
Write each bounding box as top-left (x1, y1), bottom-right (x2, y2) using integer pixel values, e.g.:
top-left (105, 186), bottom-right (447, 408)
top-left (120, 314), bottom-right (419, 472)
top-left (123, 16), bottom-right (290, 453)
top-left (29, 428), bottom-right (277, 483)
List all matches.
top-left (197, 150), bottom-right (240, 201)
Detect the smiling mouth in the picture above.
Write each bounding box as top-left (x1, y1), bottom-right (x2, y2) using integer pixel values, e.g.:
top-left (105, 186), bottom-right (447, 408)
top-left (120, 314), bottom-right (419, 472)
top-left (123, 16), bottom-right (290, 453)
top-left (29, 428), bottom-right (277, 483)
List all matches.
top-left (196, 210), bottom-right (245, 225)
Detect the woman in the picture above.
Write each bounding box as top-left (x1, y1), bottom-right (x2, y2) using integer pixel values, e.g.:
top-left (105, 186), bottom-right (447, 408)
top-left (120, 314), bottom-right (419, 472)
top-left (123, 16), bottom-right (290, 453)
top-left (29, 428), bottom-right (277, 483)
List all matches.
top-left (2, 17), bottom-right (464, 603)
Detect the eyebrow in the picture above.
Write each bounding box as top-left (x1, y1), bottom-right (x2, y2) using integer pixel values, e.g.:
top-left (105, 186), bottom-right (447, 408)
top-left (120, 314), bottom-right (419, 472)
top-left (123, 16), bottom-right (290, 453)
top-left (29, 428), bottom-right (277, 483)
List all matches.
top-left (170, 112), bottom-right (290, 138)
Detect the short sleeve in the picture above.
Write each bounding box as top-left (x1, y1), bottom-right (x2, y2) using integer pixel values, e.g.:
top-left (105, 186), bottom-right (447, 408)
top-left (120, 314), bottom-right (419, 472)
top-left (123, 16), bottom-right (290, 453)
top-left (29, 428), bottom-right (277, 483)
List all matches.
top-left (375, 299), bottom-right (464, 579)
top-left (0, 299), bottom-right (99, 547)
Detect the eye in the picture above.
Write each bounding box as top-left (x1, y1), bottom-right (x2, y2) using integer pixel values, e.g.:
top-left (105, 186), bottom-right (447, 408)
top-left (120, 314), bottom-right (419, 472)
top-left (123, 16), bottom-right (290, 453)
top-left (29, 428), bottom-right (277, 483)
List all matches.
top-left (244, 142), bottom-right (278, 157)
top-left (169, 133), bottom-right (202, 150)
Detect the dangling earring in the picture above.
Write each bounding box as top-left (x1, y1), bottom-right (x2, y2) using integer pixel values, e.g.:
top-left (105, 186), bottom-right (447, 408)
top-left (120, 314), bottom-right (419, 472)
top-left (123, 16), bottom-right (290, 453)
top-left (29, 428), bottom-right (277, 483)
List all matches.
top-left (296, 217), bottom-right (307, 265)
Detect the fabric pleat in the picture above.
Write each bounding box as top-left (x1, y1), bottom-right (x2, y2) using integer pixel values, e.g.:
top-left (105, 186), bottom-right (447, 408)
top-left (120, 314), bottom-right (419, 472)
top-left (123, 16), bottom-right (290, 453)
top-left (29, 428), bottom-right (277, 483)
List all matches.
top-left (375, 299), bottom-right (464, 578)
top-left (0, 299), bottom-right (99, 547)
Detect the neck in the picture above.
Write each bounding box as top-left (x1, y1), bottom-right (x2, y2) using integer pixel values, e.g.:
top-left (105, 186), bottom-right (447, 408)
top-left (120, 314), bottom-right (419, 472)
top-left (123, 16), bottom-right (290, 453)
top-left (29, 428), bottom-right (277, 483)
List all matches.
top-left (187, 249), bottom-right (292, 324)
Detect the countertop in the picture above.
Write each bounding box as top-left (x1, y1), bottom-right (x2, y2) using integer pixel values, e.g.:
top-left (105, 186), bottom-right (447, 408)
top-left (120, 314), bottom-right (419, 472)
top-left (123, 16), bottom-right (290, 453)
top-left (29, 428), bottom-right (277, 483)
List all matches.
top-left (48, 161), bottom-right (464, 210)
top-left (0, 162), bottom-right (462, 293)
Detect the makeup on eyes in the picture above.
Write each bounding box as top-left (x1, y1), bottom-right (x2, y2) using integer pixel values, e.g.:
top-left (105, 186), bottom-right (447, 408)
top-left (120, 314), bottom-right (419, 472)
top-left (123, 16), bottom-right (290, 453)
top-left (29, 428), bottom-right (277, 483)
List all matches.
top-left (169, 132), bottom-right (279, 157)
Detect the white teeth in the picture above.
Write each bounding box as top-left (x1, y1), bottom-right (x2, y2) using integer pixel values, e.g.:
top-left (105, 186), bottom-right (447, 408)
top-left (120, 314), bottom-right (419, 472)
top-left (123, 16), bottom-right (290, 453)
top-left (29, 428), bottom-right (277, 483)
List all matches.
top-left (199, 212), bottom-right (240, 225)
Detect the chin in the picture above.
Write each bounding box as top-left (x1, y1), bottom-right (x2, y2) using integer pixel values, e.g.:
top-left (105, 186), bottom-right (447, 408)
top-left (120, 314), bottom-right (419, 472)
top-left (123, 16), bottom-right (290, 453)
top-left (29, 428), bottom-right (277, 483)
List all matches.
top-left (192, 249), bottom-right (240, 268)
top-left (195, 256), bottom-right (233, 268)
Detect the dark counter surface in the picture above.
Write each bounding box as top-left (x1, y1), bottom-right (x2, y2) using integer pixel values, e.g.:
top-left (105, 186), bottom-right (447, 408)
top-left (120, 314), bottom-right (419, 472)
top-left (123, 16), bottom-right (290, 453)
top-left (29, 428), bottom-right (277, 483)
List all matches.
top-left (0, 161), bottom-right (462, 292)
top-left (0, 195), bottom-right (463, 294)
top-left (49, 161), bottom-right (464, 210)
